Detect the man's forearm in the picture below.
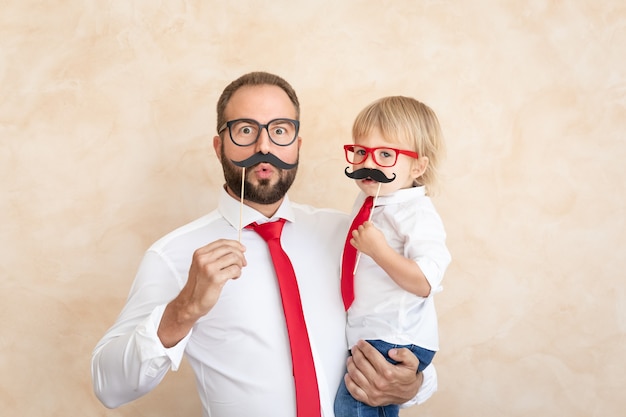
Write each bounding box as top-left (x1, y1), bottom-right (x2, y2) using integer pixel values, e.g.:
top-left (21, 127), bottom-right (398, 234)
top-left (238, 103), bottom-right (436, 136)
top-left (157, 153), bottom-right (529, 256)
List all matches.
top-left (157, 297), bottom-right (199, 348)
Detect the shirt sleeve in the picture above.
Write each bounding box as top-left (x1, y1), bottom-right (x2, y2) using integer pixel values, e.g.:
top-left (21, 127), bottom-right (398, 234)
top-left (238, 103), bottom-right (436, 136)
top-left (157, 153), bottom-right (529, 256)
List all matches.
top-left (400, 363), bottom-right (438, 408)
top-left (406, 208), bottom-right (451, 293)
top-left (91, 250), bottom-right (190, 408)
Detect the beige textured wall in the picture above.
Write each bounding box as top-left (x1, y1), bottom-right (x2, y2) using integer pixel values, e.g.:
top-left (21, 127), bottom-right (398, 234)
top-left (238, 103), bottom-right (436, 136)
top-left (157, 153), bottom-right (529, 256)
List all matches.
top-left (1, 1), bottom-right (624, 416)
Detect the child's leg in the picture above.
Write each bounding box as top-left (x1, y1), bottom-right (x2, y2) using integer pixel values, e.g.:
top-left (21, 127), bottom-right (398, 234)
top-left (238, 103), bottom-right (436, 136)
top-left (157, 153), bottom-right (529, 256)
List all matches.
top-left (333, 377), bottom-right (359, 417)
top-left (408, 345), bottom-right (436, 373)
top-left (334, 376), bottom-right (394, 417)
top-left (379, 403), bottom-right (400, 417)
top-left (366, 339), bottom-right (436, 372)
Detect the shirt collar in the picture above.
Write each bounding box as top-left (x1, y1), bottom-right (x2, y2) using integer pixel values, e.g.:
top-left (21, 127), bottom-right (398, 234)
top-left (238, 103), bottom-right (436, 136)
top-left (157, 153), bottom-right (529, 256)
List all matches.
top-left (354, 186), bottom-right (426, 210)
top-left (218, 187), bottom-right (296, 230)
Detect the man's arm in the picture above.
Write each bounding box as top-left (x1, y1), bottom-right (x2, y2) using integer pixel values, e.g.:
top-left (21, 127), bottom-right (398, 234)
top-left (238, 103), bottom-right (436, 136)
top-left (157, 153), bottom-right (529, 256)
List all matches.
top-left (91, 304), bottom-right (184, 408)
top-left (158, 239), bottom-right (247, 347)
top-left (91, 240), bottom-right (246, 408)
top-left (344, 339), bottom-right (437, 406)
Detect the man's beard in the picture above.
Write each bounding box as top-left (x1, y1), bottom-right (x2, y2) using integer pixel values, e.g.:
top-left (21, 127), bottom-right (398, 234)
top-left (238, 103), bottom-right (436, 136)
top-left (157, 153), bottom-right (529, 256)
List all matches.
top-left (220, 147), bottom-right (298, 205)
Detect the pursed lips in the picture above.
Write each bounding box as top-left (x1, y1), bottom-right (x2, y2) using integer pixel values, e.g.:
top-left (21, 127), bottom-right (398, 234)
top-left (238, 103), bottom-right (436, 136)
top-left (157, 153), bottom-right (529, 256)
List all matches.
top-left (253, 163), bottom-right (275, 180)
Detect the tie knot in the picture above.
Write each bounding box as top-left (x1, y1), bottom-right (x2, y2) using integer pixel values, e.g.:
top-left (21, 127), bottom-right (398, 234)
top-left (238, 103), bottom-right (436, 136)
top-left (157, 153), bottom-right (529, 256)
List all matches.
top-left (246, 218), bottom-right (286, 242)
top-left (363, 196), bottom-right (374, 210)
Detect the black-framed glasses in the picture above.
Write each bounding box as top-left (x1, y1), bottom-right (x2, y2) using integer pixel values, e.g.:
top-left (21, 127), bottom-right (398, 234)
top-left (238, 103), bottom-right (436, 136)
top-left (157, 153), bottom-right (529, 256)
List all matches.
top-left (344, 144), bottom-right (419, 167)
top-left (218, 118), bottom-right (300, 147)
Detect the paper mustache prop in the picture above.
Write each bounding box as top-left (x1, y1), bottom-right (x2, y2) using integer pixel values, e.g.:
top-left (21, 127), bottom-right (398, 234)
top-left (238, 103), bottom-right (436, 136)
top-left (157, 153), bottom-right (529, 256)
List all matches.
top-left (344, 167), bottom-right (396, 183)
top-left (232, 152), bottom-right (298, 170)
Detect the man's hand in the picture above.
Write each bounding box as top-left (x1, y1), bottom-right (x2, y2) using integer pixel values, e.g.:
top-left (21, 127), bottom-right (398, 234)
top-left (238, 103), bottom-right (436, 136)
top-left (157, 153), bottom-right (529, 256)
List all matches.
top-left (157, 239), bottom-right (247, 347)
top-left (344, 340), bottom-right (422, 406)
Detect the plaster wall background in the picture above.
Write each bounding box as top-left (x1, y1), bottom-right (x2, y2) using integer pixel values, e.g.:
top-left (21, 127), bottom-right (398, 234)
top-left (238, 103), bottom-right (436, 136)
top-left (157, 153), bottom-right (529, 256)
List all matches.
top-left (1, 1), bottom-right (625, 416)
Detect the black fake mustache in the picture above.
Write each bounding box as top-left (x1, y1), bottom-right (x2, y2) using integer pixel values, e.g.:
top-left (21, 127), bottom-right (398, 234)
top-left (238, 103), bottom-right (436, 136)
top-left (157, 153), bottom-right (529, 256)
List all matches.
top-left (344, 167), bottom-right (396, 183)
top-left (231, 152), bottom-right (298, 170)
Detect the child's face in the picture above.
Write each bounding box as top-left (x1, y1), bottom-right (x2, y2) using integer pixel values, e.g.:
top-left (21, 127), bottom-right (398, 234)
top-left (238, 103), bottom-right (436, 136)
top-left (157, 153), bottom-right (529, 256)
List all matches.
top-left (352, 128), bottom-right (426, 197)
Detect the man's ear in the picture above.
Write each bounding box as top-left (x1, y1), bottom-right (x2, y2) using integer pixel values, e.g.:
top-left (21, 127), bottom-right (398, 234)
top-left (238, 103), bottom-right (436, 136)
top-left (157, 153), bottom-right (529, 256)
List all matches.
top-left (213, 135), bottom-right (222, 162)
top-left (411, 156), bottom-right (429, 180)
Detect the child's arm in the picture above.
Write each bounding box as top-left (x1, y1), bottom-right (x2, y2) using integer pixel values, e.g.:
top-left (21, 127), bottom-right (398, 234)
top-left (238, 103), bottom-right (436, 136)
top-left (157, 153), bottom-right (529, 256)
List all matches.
top-left (351, 221), bottom-right (431, 297)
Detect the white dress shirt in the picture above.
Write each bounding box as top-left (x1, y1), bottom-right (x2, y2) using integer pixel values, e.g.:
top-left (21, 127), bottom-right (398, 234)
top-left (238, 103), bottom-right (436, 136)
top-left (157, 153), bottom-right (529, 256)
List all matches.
top-left (346, 187), bottom-right (451, 351)
top-left (92, 188), bottom-right (437, 417)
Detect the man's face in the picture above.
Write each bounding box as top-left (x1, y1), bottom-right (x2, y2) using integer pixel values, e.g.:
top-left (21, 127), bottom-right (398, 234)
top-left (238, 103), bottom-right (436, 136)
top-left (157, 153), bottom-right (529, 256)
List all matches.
top-left (220, 143), bottom-right (297, 204)
top-left (214, 84), bottom-right (301, 205)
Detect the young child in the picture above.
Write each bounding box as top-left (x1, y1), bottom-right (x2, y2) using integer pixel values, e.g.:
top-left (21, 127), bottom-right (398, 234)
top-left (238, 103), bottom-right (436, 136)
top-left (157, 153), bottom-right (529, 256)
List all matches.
top-left (335, 96), bottom-right (451, 417)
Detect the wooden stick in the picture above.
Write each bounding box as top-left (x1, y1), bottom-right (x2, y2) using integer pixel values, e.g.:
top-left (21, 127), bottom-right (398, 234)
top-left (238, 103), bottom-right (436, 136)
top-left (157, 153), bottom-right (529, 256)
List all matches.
top-left (238, 166), bottom-right (245, 243)
top-left (353, 182), bottom-right (382, 274)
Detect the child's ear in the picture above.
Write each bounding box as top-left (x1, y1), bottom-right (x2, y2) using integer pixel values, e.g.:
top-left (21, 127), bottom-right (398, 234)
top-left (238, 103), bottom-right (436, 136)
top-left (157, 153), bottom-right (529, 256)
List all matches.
top-left (411, 156), bottom-right (429, 179)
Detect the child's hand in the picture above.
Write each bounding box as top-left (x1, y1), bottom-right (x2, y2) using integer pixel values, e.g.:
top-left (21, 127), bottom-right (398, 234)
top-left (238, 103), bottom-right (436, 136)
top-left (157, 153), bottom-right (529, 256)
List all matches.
top-left (351, 221), bottom-right (387, 257)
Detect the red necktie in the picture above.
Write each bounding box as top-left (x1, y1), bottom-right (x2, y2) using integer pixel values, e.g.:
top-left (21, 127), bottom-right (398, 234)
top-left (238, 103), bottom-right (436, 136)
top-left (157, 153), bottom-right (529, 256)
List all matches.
top-left (341, 196), bottom-right (374, 310)
top-left (246, 219), bottom-right (321, 417)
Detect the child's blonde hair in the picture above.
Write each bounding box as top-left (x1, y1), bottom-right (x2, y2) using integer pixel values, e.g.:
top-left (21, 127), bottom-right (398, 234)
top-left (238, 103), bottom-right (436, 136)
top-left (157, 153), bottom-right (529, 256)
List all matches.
top-left (352, 96), bottom-right (445, 195)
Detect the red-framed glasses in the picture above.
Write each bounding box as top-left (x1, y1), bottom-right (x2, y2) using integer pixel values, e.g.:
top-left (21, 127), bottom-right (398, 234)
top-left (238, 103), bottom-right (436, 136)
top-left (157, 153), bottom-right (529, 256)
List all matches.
top-left (343, 144), bottom-right (419, 168)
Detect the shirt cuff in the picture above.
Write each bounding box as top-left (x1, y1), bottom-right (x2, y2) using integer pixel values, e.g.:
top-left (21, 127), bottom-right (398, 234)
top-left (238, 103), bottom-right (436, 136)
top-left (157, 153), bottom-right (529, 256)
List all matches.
top-left (135, 304), bottom-right (192, 372)
top-left (400, 363), bottom-right (438, 408)
top-left (417, 258), bottom-right (444, 295)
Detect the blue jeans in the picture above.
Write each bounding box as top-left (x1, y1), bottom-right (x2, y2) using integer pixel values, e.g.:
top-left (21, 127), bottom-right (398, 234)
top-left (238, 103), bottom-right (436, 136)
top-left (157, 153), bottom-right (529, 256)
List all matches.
top-left (334, 340), bottom-right (436, 417)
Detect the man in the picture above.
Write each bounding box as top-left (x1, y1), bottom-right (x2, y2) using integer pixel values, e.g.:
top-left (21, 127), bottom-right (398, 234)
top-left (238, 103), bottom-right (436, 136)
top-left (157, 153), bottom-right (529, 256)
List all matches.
top-left (92, 71), bottom-right (436, 417)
